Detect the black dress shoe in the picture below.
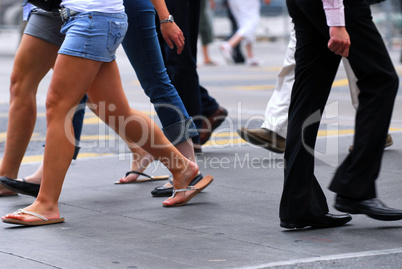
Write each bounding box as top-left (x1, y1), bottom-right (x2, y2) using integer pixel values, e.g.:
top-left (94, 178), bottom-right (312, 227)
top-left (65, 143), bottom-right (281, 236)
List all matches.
top-left (151, 173), bottom-right (204, 197)
top-left (0, 176), bottom-right (39, 197)
top-left (335, 196), bottom-right (402, 221)
top-left (280, 213), bottom-right (352, 229)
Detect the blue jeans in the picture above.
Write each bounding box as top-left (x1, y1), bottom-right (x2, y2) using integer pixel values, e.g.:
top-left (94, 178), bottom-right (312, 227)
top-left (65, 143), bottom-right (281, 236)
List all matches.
top-left (160, 0), bottom-right (219, 144)
top-left (122, 0), bottom-right (198, 145)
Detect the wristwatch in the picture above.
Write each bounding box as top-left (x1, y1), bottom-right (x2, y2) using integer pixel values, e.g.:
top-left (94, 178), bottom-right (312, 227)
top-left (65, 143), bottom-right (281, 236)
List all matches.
top-left (160, 15), bottom-right (174, 24)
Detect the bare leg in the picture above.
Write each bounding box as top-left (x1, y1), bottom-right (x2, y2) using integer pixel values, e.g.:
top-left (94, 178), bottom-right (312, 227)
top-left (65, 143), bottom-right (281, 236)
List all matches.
top-left (202, 45), bottom-right (215, 65)
top-left (86, 62), bottom-right (199, 197)
top-left (2, 57), bottom-right (200, 223)
top-left (116, 137), bottom-right (195, 184)
top-left (227, 34), bottom-right (243, 48)
top-left (0, 34), bottom-right (58, 195)
top-left (18, 163), bottom-right (43, 184)
top-left (245, 43), bottom-right (253, 59)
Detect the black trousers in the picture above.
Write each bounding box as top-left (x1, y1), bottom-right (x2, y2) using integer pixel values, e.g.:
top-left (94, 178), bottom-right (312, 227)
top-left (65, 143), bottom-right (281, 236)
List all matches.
top-left (159, 0), bottom-right (219, 144)
top-left (280, 0), bottom-right (399, 221)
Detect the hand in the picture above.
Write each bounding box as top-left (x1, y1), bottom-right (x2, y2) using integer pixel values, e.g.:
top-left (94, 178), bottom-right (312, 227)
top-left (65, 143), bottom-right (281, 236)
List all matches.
top-left (210, 0), bottom-right (216, 9)
top-left (328, 26), bottom-right (350, 57)
top-left (160, 22), bottom-right (185, 54)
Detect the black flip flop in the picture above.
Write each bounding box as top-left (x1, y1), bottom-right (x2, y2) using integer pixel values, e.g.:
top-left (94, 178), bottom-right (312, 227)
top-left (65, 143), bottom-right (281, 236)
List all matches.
top-left (114, 171), bottom-right (170, 184)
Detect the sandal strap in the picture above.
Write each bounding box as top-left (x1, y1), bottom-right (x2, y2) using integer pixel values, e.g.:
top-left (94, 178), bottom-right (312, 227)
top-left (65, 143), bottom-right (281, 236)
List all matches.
top-left (124, 171), bottom-right (151, 179)
top-left (15, 209), bottom-right (48, 221)
top-left (172, 186), bottom-right (199, 195)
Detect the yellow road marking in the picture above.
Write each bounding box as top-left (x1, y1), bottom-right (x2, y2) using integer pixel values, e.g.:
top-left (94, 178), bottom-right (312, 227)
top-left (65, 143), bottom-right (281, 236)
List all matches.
top-left (0, 153), bottom-right (114, 165)
top-left (2, 129), bottom-right (401, 164)
top-left (234, 78), bottom-right (350, 91)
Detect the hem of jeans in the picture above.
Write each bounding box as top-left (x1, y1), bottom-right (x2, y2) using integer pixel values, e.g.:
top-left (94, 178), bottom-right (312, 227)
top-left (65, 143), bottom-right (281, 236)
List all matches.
top-left (162, 118), bottom-right (198, 145)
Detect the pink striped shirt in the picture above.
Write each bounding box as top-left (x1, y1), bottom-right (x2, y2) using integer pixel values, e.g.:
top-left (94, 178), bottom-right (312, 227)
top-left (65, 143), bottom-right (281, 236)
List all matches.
top-left (322, 0), bottom-right (345, 26)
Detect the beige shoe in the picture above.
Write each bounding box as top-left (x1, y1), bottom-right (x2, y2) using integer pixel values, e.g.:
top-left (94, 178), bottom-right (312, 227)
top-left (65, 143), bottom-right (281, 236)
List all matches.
top-left (237, 127), bottom-right (286, 153)
top-left (349, 134), bottom-right (393, 152)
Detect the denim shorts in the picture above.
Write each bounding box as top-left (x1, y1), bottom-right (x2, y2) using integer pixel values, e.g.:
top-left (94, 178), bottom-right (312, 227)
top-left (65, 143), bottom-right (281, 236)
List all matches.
top-left (59, 11), bottom-right (128, 62)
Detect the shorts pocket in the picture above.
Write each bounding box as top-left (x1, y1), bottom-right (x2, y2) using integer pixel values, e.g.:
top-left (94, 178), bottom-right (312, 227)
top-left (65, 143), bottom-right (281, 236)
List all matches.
top-left (107, 20), bottom-right (128, 53)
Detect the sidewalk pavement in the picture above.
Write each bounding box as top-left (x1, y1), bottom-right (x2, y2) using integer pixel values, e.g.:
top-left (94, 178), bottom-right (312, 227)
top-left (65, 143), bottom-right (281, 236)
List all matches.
top-left (1, 132), bottom-right (402, 269)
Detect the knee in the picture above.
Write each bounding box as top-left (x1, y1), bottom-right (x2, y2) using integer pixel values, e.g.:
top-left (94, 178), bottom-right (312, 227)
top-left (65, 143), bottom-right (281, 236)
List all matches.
top-left (45, 92), bottom-right (63, 123)
top-left (9, 74), bottom-right (36, 105)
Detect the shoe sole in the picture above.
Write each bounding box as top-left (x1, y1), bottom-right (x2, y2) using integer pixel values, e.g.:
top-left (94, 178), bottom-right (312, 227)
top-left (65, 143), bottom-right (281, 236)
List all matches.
top-left (3, 217), bottom-right (65, 226)
top-left (238, 130), bottom-right (285, 154)
top-left (280, 219), bottom-right (350, 229)
top-left (335, 203), bottom-right (402, 221)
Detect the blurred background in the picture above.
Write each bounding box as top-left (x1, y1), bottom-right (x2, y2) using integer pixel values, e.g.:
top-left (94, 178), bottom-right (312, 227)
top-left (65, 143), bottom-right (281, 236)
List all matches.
top-left (0, 0), bottom-right (400, 49)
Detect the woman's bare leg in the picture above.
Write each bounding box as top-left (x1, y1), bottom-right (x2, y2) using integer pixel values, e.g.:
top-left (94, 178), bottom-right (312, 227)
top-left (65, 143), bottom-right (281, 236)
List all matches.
top-left (0, 34), bottom-right (58, 195)
top-left (86, 62), bottom-right (199, 204)
top-left (2, 55), bottom-right (102, 222)
top-left (2, 58), bottom-right (199, 223)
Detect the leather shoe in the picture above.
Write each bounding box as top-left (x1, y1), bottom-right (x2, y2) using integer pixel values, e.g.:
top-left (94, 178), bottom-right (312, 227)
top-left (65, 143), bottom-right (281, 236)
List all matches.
top-left (349, 134), bottom-right (393, 152)
top-left (200, 106), bottom-right (228, 145)
top-left (335, 195), bottom-right (402, 221)
top-left (280, 213), bottom-right (352, 229)
top-left (0, 176), bottom-right (39, 197)
top-left (237, 127), bottom-right (285, 153)
top-left (151, 173), bottom-right (204, 197)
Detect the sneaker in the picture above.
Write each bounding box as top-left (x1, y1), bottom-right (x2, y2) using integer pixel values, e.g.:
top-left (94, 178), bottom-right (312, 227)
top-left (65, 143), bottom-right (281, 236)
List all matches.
top-left (348, 133), bottom-right (393, 152)
top-left (246, 57), bottom-right (260, 66)
top-left (237, 127), bottom-right (285, 153)
top-left (219, 42), bottom-right (234, 65)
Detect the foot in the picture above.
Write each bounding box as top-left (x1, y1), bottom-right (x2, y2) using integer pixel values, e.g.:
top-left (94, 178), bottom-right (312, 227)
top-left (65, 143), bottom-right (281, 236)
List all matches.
top-left (2, 202), bottom-right (62, 226)
top-left (237, 127), bottom-right (286, 153)
top-left (0, 176), bottom-right (40, 197)
top-left (219, 42), bottom-right (234, 65)
top-left (0, 184), bottom-right (17, 197)
top-left (334, 195), bottom-right (402, 221)
top-left (200, 106), bottom-right (228, 145)
top-left (151, 173), bottom-right (205, 197)
top-left (280, 213), bottom-right (352, 229)
top-left (349, 134), bottom-right (393, 152)
top-left (204, 60), bottom-right (217, 66)
top-left (162, 175), bottom-right (214, 207)
top-left (162, 161), bottom-right (201, 206)
top-left (115, 153), bottom-right (154, 183)
top-left (246, 57), bottom-right (260, 66)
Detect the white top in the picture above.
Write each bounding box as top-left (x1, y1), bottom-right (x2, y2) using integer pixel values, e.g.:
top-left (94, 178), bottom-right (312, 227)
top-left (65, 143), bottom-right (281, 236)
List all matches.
top-left (322, 0), bottom-right (345, 26)
top-left (61, 0), bottom-right (125, 13)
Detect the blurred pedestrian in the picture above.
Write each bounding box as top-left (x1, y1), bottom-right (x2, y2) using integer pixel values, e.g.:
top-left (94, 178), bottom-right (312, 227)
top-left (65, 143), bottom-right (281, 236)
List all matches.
top-left (199, 0), bottom-right (217, 65)
top-left (220, 0), bottom-right (271, 66)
